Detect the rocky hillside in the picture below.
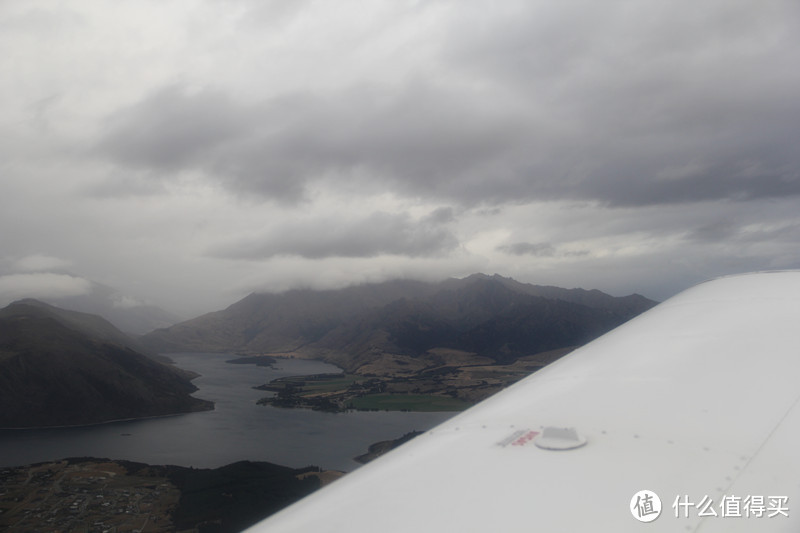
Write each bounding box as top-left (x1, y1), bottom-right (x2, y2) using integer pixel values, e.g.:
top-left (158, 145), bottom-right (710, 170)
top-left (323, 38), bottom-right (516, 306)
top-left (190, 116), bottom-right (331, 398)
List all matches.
top-left (0, 300), bottom-right (213, 428)
top-left (142, 274), bottom-right (656, 372)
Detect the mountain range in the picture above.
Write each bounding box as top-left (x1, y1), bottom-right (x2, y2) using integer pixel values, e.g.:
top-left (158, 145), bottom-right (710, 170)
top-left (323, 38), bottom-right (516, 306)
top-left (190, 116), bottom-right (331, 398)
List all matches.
top-left (0, 299), bottom-right (212, 428)
top-left (142, 274), bottom-right (657, 372)
top-left (0, 274), bottom-right (657, 426)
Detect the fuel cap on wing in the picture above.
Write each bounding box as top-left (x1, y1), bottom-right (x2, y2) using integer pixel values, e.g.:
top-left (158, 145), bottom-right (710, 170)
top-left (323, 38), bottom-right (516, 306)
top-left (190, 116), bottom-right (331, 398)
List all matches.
top-left (534, 426), bottom-right (587, 450)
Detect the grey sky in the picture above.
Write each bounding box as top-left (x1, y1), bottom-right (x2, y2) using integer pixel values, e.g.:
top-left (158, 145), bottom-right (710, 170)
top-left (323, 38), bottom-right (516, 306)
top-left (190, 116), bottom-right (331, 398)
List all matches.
top-left (1, 0), bottom-right (799, 316)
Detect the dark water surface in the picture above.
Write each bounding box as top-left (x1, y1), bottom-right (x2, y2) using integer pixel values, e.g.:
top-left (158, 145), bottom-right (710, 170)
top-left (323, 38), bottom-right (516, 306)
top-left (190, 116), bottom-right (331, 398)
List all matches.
top-left (0, 353), bottom-right (454, 471)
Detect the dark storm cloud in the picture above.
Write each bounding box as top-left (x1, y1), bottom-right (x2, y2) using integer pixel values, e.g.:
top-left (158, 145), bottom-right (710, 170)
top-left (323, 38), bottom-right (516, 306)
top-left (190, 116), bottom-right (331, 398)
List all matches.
top-left (688, 218), bottom-right (800, 246)
top-left (581, 160), bottom-right (800, 207)
top-left (209, 211), bottom-right (459, 260)
top-left (95, 1), bottom-right (800, 208)
top-left (497, 242), bottom-right (590, 258)
top-left (97, 85), bottom-right (251, 170)
top-left (424, 206), bottom-right (456, 225)
top-left (96, 82), bottom-right (524, 202)
top-left (440, 0), bottom-right (800, 206)
top-left (686, 219), bottom-right (739, 243)
top-left (497, 242), bottom-right (556, 257)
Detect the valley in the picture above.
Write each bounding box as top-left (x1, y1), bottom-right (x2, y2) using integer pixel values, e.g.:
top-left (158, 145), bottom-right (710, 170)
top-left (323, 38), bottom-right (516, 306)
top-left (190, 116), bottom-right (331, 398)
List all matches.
top-left (0, 273), bottom-right (657, 530)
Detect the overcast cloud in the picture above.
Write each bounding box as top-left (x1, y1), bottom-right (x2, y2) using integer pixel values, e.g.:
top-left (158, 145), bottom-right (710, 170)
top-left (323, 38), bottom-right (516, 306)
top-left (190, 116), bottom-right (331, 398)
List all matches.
top-left (1, 0), bottom-right (799, 317)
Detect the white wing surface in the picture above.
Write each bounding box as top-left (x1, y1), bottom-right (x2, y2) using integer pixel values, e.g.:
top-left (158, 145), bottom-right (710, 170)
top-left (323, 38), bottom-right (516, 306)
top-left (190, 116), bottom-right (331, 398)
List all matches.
top-left (247, 271), bottom-right (800, 532)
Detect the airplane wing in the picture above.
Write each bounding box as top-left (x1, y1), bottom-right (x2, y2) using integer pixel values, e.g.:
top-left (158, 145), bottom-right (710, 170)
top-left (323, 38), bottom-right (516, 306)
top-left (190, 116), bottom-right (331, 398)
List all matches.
top-left (246, 271), bottom-right (800, 532)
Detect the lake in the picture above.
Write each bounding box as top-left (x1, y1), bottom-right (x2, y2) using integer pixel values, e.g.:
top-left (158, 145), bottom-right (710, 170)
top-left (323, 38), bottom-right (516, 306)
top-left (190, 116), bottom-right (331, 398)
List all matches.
top-left (0, 353), bottom-right (454, 472)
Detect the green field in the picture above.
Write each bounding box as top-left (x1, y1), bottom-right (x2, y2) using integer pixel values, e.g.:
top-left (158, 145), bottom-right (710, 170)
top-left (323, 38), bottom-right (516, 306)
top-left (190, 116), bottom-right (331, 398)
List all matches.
top-left (271, 374), bottom-right (365, 393)
top-left (349, 394), bottom-right (471, 412)
top-left (266, 373), bottom-right (478, 412)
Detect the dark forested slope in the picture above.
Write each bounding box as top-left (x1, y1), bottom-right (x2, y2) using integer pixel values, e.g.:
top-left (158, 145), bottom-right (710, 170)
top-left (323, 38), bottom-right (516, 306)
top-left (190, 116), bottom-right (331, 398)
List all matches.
top-left (0, 300), bottom-right (212, 428)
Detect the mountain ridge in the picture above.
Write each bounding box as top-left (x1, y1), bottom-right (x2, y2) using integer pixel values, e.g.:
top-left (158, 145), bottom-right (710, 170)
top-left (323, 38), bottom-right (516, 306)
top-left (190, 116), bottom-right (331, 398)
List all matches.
top-left (142, 274), bottom-right (657, 372)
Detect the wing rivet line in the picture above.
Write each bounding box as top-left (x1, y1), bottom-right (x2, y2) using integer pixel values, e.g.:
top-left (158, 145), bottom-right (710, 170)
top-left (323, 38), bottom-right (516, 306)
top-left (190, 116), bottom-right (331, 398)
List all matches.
top-left (534, 426), bottom-right (587, 451)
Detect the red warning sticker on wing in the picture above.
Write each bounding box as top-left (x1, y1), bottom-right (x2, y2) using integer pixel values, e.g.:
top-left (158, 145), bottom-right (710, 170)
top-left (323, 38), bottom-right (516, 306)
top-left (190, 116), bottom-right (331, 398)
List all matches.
top-left (497, 429), bottom-right (539, 447)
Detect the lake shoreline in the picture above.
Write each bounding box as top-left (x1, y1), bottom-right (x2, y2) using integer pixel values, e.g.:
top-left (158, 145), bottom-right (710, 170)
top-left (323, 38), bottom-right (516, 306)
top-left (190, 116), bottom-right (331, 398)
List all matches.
top-left (0, 352), bottom-right (454, 472)
top-left (0, 410), bottom-right (204, 431)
